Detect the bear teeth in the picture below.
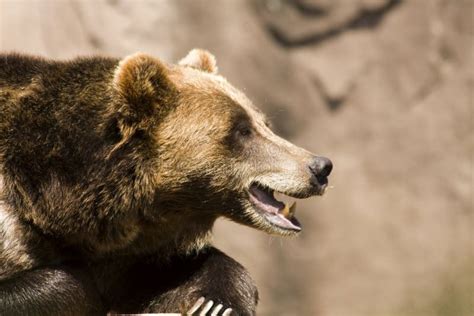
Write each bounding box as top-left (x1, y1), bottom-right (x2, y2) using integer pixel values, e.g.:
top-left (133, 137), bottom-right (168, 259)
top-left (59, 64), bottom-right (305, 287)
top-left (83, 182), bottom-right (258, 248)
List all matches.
top-left (274, 192), bottom-right (297, 218)
top-left (280, 202), bottom-right (296, 218)
top-left (273, 191), bottom-right (297, 206)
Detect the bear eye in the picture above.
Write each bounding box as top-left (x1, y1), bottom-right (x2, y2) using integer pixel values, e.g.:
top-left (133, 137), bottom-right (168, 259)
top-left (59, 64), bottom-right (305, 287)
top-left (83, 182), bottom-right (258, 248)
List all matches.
top-left (237, 126), bottom-right (252, 137)
top-left (230, 112), bottom-right (254, 141)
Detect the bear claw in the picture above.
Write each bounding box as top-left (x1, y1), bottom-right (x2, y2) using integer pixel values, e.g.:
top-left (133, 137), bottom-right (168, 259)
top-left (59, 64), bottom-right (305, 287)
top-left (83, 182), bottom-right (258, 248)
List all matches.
top-left (187, 296), bottom-right (233, 316)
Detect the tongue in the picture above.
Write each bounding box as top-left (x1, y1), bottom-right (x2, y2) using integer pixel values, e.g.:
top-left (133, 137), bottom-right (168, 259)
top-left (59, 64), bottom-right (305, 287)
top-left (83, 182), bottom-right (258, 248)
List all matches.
top-left (249, 185), bottom-right (301, 231)
top-left (249, 185), bottom-right (284, 214)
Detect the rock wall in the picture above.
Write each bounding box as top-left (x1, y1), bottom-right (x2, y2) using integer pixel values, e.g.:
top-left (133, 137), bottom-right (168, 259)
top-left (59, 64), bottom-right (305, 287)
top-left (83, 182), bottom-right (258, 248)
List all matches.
top-left (1, 0), bottom-right (472, 315)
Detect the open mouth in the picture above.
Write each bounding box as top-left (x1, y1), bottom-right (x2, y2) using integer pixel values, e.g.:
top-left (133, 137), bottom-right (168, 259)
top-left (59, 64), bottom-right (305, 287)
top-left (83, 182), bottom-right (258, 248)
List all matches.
top-left (248, 182), bottom-right (315, 232)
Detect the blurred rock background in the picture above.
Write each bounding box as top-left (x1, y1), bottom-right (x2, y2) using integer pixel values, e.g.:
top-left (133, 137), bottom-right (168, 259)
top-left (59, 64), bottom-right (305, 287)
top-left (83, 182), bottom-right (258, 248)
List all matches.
top-left (1, 0), bottom-right (472, 315)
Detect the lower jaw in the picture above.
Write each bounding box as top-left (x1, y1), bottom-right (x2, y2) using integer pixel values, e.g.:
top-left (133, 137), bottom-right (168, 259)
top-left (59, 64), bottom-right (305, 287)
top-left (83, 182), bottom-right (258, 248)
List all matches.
top-left (248, 207), bottom-right (302, 234)
top-left (263, 214), bottom-right (301, 234)
top-left (261, 223), bottom-right (301, 236)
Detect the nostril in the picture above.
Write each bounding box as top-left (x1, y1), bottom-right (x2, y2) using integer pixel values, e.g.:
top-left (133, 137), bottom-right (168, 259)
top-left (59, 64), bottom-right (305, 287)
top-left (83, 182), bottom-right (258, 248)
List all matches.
top-left (309, 156), bottom-right (333, 178)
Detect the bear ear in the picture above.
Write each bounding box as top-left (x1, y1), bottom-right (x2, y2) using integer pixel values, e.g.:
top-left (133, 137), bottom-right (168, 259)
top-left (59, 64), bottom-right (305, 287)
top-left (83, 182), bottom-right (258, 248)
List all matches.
top-left (178, 49), bottom-right (218, 74)
top-left (113, 52), bottom-right (177, 133)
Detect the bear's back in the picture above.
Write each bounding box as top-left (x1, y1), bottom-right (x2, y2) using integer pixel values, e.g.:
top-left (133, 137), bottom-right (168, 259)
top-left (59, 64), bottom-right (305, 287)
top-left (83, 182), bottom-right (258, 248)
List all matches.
top-left (0, 53), bottom-right (49, 86)
top-left (0, 54), bottom-right (120, 184)
top-left (0, 54), bottom-right (134, 246)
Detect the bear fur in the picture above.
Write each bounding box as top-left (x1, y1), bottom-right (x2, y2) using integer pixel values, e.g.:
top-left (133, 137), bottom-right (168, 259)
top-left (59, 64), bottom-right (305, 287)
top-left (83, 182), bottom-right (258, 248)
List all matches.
top-left (0, 49), bottom-right (332, 315)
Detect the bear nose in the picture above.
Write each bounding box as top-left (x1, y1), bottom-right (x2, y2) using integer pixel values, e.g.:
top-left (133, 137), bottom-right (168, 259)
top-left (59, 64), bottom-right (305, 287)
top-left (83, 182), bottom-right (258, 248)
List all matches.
top-left (309, 156), bottom-right (333, 178)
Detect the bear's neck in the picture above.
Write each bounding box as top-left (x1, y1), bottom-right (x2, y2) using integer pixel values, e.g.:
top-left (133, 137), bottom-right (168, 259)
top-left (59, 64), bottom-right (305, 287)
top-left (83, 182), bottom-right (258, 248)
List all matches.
top-left (95, 213), bottom-right (217, 258)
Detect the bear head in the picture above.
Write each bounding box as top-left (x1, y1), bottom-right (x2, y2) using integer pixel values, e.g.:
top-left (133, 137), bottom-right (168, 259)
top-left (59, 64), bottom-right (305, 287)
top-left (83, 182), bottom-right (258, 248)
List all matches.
top-left (112, 49), bottom-right (332, 237)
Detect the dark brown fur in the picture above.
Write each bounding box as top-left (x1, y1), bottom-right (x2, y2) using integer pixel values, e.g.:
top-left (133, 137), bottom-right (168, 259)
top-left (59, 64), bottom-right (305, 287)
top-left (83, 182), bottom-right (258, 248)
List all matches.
top-left (0, 50), bottom-right (331, 315)
top-left (0, 51), bottom-right (260, 315)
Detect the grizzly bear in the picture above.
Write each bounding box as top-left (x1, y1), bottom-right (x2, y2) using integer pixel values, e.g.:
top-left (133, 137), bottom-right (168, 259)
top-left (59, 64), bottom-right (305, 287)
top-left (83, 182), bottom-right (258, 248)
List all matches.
top-left (0, 49), bottom-right (332, 315)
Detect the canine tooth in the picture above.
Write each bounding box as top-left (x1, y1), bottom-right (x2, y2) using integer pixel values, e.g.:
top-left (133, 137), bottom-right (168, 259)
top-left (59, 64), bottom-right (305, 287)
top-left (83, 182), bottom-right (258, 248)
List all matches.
top-left (273, 191), bottom-right (283, 201)
top-left (280, 202), bottom-right (296, 218)
top-left (274, 191), bottom-right (296, 205)
top-left (289, 202), bottom-right (296, 217)
top-left (280, 204), bottom-right (290, 217)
